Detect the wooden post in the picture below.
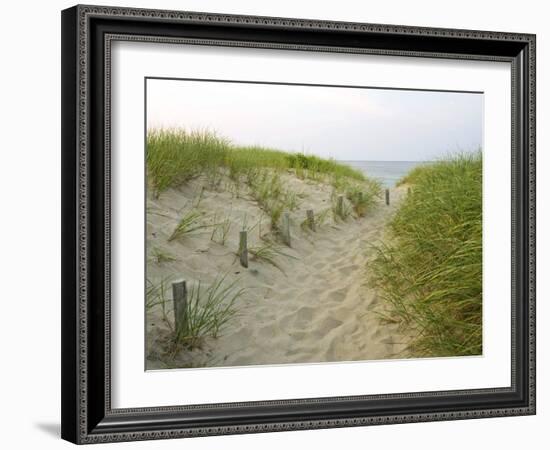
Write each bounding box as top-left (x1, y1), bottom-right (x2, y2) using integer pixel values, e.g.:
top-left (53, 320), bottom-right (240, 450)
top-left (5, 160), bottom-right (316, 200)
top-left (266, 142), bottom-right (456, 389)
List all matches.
top-left (337, 195), bottom-right (344, 218)
top-left (172, 279), bottom-right (188, 337)
top-left (385, 188), bottom-right (390, 206)
top-left (407, 187), bottom-right (411, 196)
top-left (239, 230), bottom-right (248, 268)
top-left (281, 211), bottom-right (291, 246)
top-left (306, 209), bottom-right (315, 231)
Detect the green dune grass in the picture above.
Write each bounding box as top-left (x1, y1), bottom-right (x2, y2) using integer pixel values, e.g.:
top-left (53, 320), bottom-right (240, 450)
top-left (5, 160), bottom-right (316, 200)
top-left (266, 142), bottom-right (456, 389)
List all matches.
top-left (146, 128), bottom-right (381, 218)
top-left (369, 152), bottom-right (482, 357)
top-left (147, 129), bottom-right (367, 187)
top-left (146, 129), bottom-right (230, 194)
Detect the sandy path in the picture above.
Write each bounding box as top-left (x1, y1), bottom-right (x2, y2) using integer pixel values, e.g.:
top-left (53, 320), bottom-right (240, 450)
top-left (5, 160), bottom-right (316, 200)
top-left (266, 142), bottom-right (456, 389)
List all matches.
top-left (209, 186), bottom-right (409, 367)
top-left (146, 177), bottom-right (410, 369)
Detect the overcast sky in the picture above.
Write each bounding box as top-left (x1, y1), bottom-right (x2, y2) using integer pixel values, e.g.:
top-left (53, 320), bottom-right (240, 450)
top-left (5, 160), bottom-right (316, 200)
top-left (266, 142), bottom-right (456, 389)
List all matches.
top-left (146, 78), bottom-right (483, 162)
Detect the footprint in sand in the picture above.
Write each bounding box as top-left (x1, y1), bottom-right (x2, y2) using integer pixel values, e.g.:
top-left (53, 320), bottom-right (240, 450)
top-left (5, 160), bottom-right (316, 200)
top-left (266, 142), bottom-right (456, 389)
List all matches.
top-left (313, 317), bottom-right (343, 338)
top-left (285, 345), bottom-right (315, 358)
top-left (338, 264), bottom-right (359, 276)
top-left (370, 328), bottom-right (383, 340)
top-left (258, 324), bottom-right (278, 339)
top-left (287, 330), bottom-right (309, 341)
top-left (324, 335), bottom-right (345, 361)
top-left (262, 277), bottom-right (276, 287)
top-left (322, 287), bottom-right (349, 303)
top-left (275, 288), bottom-right (299, 302)
top-left (330, 257), bottom-right (351, 270)
top-left (278, 312), bottom-right (294, 330)
top-left (365, 295), bottom-right (382, 311)
top-left (329, 246), bottom-right (345, 254)
top-left (308, 288), bottom-right (325, 300)
top-left (223, 327), bottom-right (253, 352)
top-left (278, 306), bottom-right (317, 331)
top-left (296, 306), bottom-right (315, 323)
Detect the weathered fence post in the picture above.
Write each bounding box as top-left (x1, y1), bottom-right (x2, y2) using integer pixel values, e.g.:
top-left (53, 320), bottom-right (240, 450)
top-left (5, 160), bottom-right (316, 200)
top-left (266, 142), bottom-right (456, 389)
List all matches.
top-left (306, 209), bottom-right (316, 231)
top-left (407, 187), bottom-right (411, 196)
top-left (172, 279), bottom-right (188, 337)
top-left (337, 195), bottom-right (344, 218)
top-left (281, 211), bottom-right (291, 246)
top-left (385, 188), bottom-right (390, 206)
top-left (239, 230), bottom-right (248, 268)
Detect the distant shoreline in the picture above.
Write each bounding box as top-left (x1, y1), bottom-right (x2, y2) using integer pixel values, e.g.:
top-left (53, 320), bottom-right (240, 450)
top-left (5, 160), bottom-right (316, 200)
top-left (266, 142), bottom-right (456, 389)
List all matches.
top-left (342, 160), bottom-right (429, 188)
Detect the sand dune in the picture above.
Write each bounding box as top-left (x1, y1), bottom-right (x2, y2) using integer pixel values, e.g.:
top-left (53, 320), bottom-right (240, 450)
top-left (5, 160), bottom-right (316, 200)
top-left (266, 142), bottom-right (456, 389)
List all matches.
top-left (146, 172), bottom-right (410, 369)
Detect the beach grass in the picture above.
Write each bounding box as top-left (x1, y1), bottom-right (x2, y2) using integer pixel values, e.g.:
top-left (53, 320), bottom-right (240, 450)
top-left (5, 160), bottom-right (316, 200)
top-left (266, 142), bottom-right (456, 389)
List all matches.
top-left (210, 212), bottom-right (232, 246)
top-left (147, 276), bottom-right (245, 349)
top-left (246, 170), bottom-right (299, 230)
top-left (174, 276), bottom-right (245, 348)
top-left (369, 152), bottom-right (482, 357)
top-left (249, 240), bottom-right (297, 274)
top-left (147, 129), bottom-right (230, 196)
top-left (345, 183), bottom-right (380, 217)
top-left (146, 276), bottom-right (173, 330)
top-left (150, 246), bottom-right (177, 265)
top-left (147, 128), bottom-right (381, 233)
top-left (168, 210), bottom-right (208, 242)
top-left (147, 128), bottom-right (373, 193)
top-left (331, 192), bottom-right (353, 221)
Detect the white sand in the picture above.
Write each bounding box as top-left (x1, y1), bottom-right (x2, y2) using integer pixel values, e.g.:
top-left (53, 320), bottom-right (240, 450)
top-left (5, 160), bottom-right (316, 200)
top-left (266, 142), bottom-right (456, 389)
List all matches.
top-left (146, 172), bottom-right (410, 369)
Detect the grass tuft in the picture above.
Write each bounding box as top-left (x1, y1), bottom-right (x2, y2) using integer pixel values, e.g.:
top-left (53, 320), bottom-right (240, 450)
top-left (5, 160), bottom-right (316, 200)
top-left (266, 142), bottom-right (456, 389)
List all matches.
top-left (150, 246), bottom-right (177, 265)
top-left (369, 152), bottom-right (482, 357)
top-left (210, 212), bottom-right (232, 246)
top-left (249, 240), bottom-right (297, 274)
top-left (331, 192), bottom-right (352, 221)
top-left (147, 276), bottom-right (244, 350)
top-left (174, 275), bottom-right (245, 348)
top-left (168, 210), bottom-right (209, 242)
top-left (345, 181), bottom-right (380, 217)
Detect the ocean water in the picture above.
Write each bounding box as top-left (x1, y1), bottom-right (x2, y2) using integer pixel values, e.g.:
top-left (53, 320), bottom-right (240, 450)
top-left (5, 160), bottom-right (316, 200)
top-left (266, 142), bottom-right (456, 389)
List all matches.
top-left (342, 161), bottom-right (428, 188)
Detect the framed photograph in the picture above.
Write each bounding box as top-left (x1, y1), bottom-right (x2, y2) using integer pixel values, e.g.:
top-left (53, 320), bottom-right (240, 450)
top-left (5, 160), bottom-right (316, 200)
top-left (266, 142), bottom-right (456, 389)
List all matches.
top-left (61, 4), bottom-right (536, 444)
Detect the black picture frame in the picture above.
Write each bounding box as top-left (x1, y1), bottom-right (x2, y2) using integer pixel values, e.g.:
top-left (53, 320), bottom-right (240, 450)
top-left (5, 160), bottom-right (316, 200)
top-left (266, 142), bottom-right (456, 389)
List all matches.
top-left (61, 4), bottom-right (536, 444)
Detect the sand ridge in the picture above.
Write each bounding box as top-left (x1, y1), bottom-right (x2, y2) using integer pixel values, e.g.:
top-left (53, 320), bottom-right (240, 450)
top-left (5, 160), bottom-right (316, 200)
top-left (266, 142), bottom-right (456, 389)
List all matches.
top-left (146, 173), bottom-right (410, 369)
